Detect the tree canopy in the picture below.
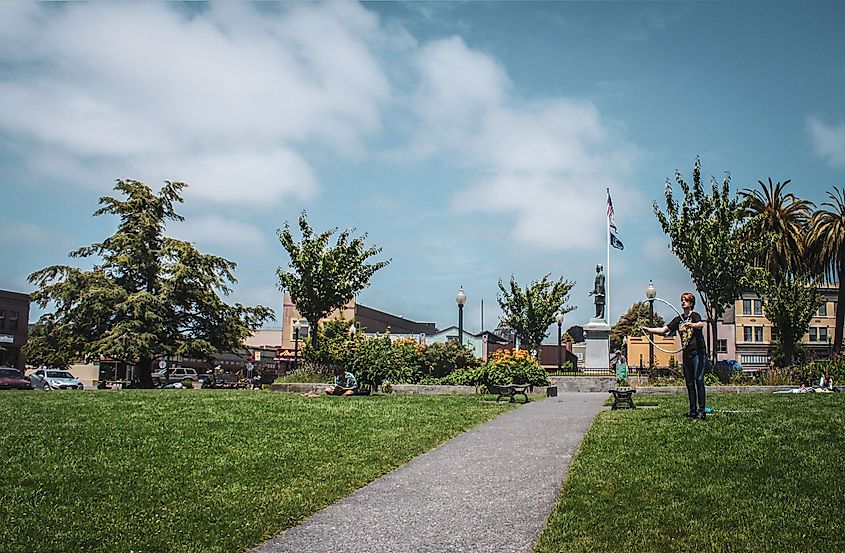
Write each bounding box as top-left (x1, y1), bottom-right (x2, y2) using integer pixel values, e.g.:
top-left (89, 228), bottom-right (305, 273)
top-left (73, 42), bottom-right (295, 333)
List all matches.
top-left (496, 274), bottom-right (576, 355)
top-left (610, 302), bottom-right (665, 353)
top-left (654, 158), bottom-right (764, 361)
top-left (276, 212), bottom-right (389, 348)
top-left (27, 179), bottom-right (274, 386)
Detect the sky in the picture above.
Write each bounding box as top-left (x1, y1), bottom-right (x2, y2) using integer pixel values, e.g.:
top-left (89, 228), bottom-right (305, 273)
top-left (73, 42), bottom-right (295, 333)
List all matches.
top-left (2, 1), bottom-right (844, 342)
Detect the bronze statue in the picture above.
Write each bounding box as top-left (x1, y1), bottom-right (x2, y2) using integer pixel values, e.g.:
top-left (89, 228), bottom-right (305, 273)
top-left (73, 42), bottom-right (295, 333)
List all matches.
top-left (588, 264), bottom-right (605, 320)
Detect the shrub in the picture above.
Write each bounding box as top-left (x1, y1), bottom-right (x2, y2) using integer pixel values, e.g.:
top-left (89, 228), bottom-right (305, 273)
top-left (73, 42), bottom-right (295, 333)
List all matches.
top-left (274, 369), bottom-right (332, 384)
top-left (422, 341), bottom-right (481, 379)
top-left (478, 349), bottom-right (549, 387)
top-left (436, 366), bottom-right (482, 386)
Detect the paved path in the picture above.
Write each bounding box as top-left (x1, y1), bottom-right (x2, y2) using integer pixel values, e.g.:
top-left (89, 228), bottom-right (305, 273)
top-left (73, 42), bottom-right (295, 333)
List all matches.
top-left (251, 392), bottom-right (608, 553)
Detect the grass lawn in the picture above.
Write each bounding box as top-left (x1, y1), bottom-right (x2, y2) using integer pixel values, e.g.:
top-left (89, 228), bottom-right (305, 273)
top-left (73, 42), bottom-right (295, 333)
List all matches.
top-left (535, 393), bottom-right (845, 553)
top-left (0, 390), bottom-right (514, 553)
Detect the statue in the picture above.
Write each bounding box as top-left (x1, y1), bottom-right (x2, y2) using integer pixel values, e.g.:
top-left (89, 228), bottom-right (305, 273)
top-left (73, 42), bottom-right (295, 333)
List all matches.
top-left (588, 264), bottom-right (605, 320)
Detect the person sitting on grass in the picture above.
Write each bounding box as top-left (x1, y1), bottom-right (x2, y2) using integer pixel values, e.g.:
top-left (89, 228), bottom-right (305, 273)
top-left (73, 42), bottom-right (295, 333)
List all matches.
top-left (819, 369), bottom-right (834, 391)
top-left (324, 366), bottom-right (358, 396)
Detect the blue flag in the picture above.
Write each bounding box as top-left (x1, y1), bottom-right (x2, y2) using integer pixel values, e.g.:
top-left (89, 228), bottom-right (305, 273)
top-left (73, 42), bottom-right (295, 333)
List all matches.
top-left (610, 232), bottom-right (624, 250)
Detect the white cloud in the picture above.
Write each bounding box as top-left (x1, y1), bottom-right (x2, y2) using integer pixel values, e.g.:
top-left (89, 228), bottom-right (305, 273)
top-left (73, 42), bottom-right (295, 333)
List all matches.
top-left (171, 215), bottom-right (269, 254)
top-left (410, 37), bottom-right (639, 250)
top-left (808, 116), bottom-right (845, 169)
top-left (0, 1), bottom-right (391, 204)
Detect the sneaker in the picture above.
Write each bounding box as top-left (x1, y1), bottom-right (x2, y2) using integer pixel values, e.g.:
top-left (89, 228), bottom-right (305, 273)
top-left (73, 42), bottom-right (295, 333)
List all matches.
top-left (684, 411), bottom-right (696, 418)
top-left (696, 410), bottom-right (706, 421)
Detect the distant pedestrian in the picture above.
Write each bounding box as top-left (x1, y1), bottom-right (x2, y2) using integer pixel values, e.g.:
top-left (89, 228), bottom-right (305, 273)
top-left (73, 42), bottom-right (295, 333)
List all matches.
top-left (642, 292), bottom-right (707, 419)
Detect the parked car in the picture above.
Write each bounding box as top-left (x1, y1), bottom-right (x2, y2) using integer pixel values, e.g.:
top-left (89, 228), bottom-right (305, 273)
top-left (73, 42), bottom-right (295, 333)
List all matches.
top-left (0, 368), bottom-right (32, 390)
top-left (29, 369), bottom-right (84, 390)
top-left (153, 367), bottom-right (199, 384)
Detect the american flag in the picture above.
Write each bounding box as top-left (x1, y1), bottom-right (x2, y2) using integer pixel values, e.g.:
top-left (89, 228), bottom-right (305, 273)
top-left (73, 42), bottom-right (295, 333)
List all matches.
top-left (607, 189), bottom-right (624, 250)
top-left (607, 189), bottom-right (617, 232)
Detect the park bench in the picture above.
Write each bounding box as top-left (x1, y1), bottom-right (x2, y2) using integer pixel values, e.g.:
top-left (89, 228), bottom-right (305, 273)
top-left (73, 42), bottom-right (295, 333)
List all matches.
top-left (609, 387), bottom-right (636, 410)
top-left (487, 383), bottom-right (532, 404)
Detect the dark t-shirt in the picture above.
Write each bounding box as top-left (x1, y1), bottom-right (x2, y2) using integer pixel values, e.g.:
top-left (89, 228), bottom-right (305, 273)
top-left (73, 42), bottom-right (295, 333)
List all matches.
top-left (667, 311), bottom-right (706, 355)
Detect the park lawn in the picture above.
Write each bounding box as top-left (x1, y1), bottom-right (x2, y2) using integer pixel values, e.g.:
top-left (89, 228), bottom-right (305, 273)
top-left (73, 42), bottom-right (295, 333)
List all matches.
top-left (0, 390), bottom-right (515, 553)
top-left (535, 393), bottom-right (845, 553)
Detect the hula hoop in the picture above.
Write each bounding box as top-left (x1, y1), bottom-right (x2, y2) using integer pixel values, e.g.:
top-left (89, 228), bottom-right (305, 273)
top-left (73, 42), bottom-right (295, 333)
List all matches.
top-left (642, 297), bottom-right (689, 354)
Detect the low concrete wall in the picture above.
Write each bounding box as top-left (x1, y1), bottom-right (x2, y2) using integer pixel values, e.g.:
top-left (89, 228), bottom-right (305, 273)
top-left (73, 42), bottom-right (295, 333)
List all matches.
top-left (550, 376), bottom-right (616, 392)
top-left (635, 385), bottom-right (794, 395)
top-left (271, 382), bottom-right (554, 396)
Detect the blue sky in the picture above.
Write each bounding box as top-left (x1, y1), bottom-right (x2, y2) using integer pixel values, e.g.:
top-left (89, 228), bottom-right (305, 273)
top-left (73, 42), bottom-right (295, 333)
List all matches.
top-left (2, 1), bottom-right (844, 341)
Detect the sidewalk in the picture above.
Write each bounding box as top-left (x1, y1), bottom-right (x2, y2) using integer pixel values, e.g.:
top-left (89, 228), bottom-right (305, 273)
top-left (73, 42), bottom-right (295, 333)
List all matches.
top-left (251, 392), bottom-right (608, 553)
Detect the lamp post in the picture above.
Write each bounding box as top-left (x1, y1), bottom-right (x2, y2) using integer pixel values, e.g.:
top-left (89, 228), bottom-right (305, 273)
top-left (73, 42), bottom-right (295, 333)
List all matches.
top-left (829, 334), bottom-right (833, 358)
top-left (292, 320), bottom-right (300, 372)
top-left (646, 280), bottom-right (656, 374)
top-left (456, 287), bottom-right (467, 346)
top-left (556, 312), bottom-right (564, 371)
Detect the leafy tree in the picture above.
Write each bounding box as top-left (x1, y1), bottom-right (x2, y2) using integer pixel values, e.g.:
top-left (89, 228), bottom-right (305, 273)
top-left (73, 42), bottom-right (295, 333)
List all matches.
top-left (277, 212), bottom-right (389, 349)
top-left (22, 314), bottom-right (77, 369)
top-left (301, 316), bottom-right (357, 374)
top-left (610, 302), bottom-right (665, 352)
top-left (810, 186), bottom-right (845, 353)
top-left (27, 180), bottom-right (274, 387)
top-left (653, 158), bottom-right (764, 362)
top-left (496, 274), bottom-right (576, 355)
top-left (763, 278), bottom-right (822, 367)
top-left (740, 178), bottom-right (818, 366)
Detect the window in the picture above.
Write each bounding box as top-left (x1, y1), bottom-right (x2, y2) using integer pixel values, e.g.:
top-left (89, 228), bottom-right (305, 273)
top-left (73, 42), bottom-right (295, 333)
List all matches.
top-left (716, 339), bottom-right (728, 353)
top-left (753, 300), bottom-right (762, 315)
top-left (809, 328), bottom-right (817, 342)
top-left (754, 326), bottom-right (764, 342)
top-left (743, 299), bottom-right (751, 314)
top-left (9, 311), bottom-right (18, 331)
top-left (741, 354), bottom-right (770, 365)
top-left (820, 327), bottom-right (829, 342)
top-left (0, 310), bottom-right (4, 329)
top-left (771, 327), bottom-right (780, 340)
top-left (818, 303), bottom-right (828, 317)
top-left (743, 327), bottom-right (752, 342)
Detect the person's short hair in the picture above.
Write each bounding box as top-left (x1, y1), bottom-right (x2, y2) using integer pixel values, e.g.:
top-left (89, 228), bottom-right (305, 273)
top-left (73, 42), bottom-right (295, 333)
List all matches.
top-left (681, 292), bottom-right (695, 307)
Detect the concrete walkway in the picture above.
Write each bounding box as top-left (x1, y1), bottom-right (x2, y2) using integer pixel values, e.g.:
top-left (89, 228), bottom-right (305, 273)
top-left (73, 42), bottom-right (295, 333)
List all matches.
top-left (251, 392), bottom-right (608, 553)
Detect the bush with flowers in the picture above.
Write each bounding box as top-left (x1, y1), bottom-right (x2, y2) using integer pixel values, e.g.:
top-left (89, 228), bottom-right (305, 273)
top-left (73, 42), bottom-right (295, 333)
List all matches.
top-left (477, 348), bottom-right (550, 387)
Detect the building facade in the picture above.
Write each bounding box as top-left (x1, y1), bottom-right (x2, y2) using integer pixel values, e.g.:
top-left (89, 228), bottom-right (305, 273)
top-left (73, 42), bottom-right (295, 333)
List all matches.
top-left (0, 290), bottom-right (30, 371)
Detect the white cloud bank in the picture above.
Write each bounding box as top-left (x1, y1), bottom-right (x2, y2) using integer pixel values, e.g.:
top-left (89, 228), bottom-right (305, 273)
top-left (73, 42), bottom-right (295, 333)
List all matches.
top-left (1, 2), bottom-right (638, 251)
top-left (0, 1), bottom-right (389, 205)
top-left (808, 117), bottom-right (845, 169)
top-left (410, 37), bottom-right (639, 250)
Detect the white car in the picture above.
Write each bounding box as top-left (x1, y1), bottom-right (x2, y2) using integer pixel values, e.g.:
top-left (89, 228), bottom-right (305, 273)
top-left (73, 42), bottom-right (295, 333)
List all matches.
top-left (153, 367), bottom-right (199, 383)
top-left (29, 369), bottom-right (84, 390)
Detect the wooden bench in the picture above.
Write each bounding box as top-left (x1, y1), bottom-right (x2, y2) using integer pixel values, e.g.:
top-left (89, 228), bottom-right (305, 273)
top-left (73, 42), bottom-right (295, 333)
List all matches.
top-left (487, 384), bottom-right (532, 404)
top-left (609, 387), bottom-right (636, 410)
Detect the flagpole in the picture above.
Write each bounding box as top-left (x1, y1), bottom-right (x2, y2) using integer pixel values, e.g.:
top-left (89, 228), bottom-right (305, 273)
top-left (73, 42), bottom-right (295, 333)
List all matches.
top-left (606, 188), bottom-right (610, 326)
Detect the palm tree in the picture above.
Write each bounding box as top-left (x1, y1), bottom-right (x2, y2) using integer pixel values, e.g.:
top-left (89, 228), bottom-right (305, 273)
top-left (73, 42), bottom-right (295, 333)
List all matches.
top-left (810, 186), bottom-right (845, 354)
top-left (739, 178), bottom-right (815, 277)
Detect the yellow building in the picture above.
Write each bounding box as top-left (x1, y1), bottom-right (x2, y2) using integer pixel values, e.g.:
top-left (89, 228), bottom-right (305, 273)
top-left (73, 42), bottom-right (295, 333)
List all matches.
top-left (626, 336), bottom-right (680, 369)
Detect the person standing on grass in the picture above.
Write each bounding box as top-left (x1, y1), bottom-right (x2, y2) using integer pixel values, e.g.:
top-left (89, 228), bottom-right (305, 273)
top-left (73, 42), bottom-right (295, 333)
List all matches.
top-left (641, 292), bottom-right (708, 420)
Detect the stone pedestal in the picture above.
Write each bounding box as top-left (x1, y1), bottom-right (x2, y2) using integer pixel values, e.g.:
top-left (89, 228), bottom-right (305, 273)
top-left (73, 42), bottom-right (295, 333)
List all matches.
top-left (583, 319), bottom-right (611, 370)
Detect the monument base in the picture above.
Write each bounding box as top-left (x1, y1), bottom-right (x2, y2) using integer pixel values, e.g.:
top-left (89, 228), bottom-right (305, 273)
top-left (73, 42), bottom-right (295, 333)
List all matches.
top-left (583, 320), bottom-right (611, 370)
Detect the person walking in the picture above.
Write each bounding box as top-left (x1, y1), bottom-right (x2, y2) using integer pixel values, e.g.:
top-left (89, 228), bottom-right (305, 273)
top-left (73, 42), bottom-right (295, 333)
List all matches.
top-left (642, 292), bottom-right (708, 420)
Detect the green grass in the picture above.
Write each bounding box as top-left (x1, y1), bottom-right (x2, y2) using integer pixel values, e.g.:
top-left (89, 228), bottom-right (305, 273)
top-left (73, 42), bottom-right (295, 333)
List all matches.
top-left (535, 393), bottom-right (845, 553)
top-left (0, 390), bottom-right (515, 553)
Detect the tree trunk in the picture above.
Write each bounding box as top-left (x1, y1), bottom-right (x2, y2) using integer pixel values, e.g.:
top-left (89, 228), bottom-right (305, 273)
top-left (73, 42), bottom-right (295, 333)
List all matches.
top-left (137, 357), bottom-right (154, 388)
top-left (310, 318), bottom-right (319, 350)
top-left (836, 263), bottom-right (845, 354)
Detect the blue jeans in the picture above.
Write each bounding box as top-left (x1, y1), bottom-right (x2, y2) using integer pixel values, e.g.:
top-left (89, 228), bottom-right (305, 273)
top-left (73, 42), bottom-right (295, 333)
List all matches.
top-left (683, 351), bottom-right (706, 413)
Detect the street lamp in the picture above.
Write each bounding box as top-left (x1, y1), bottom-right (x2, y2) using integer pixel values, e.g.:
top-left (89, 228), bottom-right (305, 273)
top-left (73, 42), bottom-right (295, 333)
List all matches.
top-left (556, 312), bottom-right (564, 371)
top-left (646, 280), bottom-right (656, 373)
top-left (829, 334), bottom-right (833, 358)
top-left (456, 287), bottom-right (467, 346)
top-left (292, 319), bottom-right (301, 372)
